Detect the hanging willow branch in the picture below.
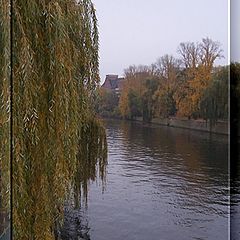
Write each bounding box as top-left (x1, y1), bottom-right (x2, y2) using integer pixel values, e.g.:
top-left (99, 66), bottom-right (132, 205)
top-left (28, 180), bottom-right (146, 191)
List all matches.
top-left (74, 116), bottom-right (107, 208)
top-left (0, 0), bottom-right (10, 225)
top-left (11, 0), bottom-right (107, 239)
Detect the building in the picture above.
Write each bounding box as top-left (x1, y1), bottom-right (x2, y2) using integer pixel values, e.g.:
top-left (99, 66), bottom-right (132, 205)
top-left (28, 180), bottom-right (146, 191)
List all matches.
top-left (101, 75), bottom-right (125, 95)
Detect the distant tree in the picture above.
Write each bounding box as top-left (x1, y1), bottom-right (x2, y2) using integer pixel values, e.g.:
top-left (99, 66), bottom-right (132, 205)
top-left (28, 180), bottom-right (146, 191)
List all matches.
top-left (96, 88), bottom-right (120, 118)
top-left (178, 42), bottom-right (200, 69)
top-left (176, 38), bottom-right (223, 118)
top-left (118, 38), bottom-right (226, 123)
top-left (128, 89), bottom-right (142, 119)
top-left (119, 65), bottom-right (152, 119)
top-left (154, 55), bottom-right (180, 118)
top-left (119, 82), bottom-right (131, 118)
top-left (142, 78), bottom-right (159, 122)
top-left (199, 38), bottom-right (223, 69)
top-left (200, 66), bottom-right (228, 127)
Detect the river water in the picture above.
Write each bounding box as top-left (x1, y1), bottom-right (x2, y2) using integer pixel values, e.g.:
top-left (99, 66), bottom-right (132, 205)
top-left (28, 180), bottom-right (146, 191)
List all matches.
top-left (63, 120), bottom-right (230, 240)
top-left (231, 153), bottom-right (240, 240)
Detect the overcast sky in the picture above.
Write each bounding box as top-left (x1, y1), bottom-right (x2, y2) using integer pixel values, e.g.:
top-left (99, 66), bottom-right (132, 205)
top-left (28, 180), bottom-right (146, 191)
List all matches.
top-left (231, 0), bottom-right (240, 63)
top-left (92, 0), bottom-right (229, 83)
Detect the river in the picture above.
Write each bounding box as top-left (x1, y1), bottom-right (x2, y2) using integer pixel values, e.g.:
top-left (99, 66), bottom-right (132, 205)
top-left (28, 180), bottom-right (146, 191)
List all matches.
top-left (62, 119), bottom-right (230, 240)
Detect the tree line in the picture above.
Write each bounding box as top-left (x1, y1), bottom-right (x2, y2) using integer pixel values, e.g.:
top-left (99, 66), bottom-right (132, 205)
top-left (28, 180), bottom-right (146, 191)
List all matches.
top-left (98, 37), bottom-right (229, 126)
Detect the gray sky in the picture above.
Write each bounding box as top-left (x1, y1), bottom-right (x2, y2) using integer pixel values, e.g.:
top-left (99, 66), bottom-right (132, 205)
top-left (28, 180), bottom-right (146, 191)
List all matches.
top-left (231, 0), bottom-right (240, 63)
top-left (92, 0), bottom-right (229, 83)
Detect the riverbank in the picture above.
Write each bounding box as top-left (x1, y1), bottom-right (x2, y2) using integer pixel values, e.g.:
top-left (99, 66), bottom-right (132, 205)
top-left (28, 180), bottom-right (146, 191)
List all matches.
top-left (133, 117), bottom-right (228, 135)
top-left (99, 115), bottom-right (229, 135)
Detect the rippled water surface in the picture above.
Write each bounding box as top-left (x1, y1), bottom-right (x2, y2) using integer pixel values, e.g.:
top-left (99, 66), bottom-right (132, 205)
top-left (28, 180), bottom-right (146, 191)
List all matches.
top-left (65, 120), bottom-right (230, 240)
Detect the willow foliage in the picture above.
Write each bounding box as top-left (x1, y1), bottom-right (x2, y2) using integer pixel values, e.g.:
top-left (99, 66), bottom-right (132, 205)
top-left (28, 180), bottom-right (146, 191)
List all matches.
top-left (0, 0), bottom-right (10, 223)
top-left (12, 0), bottom-right (107, 239)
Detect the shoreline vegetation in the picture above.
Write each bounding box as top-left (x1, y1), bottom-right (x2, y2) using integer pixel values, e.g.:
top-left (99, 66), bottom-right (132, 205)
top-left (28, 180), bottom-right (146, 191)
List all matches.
top-left (96, 39), bottom-right (237, 137)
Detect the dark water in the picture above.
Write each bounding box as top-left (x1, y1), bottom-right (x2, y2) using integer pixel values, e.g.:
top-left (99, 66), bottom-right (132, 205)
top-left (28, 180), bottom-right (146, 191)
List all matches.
top-left (231, 156), bottom-right (240, 240)
top-left (64, 120), bottom-right (229, 240)
top-left (0, 210), bottom-right (9, 240)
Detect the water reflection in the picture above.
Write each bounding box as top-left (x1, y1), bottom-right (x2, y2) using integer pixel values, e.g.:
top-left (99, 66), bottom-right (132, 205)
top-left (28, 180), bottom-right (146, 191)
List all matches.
top-left (114, 121), bottom-right (228, 218)
top-left (0, 210), bottom-right (9, 240)
top-left (61, 206), bottom-right (91, 240)
top-left (231, 151), bottom-right (240, 240)
top-left (68, 120), bottom-right (229, 240)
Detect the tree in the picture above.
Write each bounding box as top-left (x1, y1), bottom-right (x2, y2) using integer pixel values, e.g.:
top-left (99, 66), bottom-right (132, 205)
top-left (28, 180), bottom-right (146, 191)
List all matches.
top-left (154, 55), bottom-right (180, 118)
top-left (199, 37), bottom-right (223, 69)
top-left (178, 42), bottom-right (200, 69)
top-left (0, 1), bottom-right (10, 234)
top-left (143, 78), bottom-right (159, 121)
top-left (200, 66), bottom-right (228, 127)
top-left (176, 38), bottom-right (223, 118)
top-left (119, 65), bottom-right (150, 119)
top-left (119, 82), bottom-right (131, 118)
top-left (96, 88), bottom-right (120, 118)
top-left (11, 1), bottom-right (107, 239)
top-left (128, 89), bottom-right (142, 119)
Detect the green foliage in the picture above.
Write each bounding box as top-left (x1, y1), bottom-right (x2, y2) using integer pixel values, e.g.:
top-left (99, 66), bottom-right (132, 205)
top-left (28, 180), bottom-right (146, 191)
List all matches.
top-left (142, 79), bottom-right (159, 122)
top-left (10, 0), bottom-right (107, 239)
top-left (119, 65), bottom-right (159, 121)
top-left (200, 66), bottom-right (228, 124)
top-left (153, 55), bottom-right (180, 118)
top-left (96, 88), bottom-right (120, 118)
top-left (128, 89), bottom-right (142, 120)
top-left (154, 89), bottom-right (176, 118)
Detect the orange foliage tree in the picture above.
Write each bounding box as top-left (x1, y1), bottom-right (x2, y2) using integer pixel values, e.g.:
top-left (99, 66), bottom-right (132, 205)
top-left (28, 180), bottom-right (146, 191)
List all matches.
top-left (175, 38), bottom-right (223, 118)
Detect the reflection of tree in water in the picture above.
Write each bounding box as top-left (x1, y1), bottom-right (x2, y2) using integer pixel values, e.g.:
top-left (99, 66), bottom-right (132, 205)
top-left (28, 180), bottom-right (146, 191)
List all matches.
top-left (231, 141), bottom-right (240, 199)
top-left (111, 120), bottom-right (228, 215)
top-left (61, 207), bottom-right (91, 240)
top-left (0, 209), bottom-right (10, 239)
top-left (230, 141), bottom-right (240, 210)
top-left (119, 120), bottom-right (228, 180)
top-left (230, 63), bottom-right (240, 239)
top-left (230, 147), bottom-right (240, 240)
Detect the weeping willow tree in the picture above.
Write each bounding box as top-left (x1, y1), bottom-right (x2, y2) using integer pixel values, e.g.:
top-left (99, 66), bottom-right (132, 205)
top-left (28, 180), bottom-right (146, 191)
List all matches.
top-left (0, 0), bottom-right (10, 235)
top-left (12, 0), bottom-right (107, 239)
top-left (200, 66), bottom-right (228, 128)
